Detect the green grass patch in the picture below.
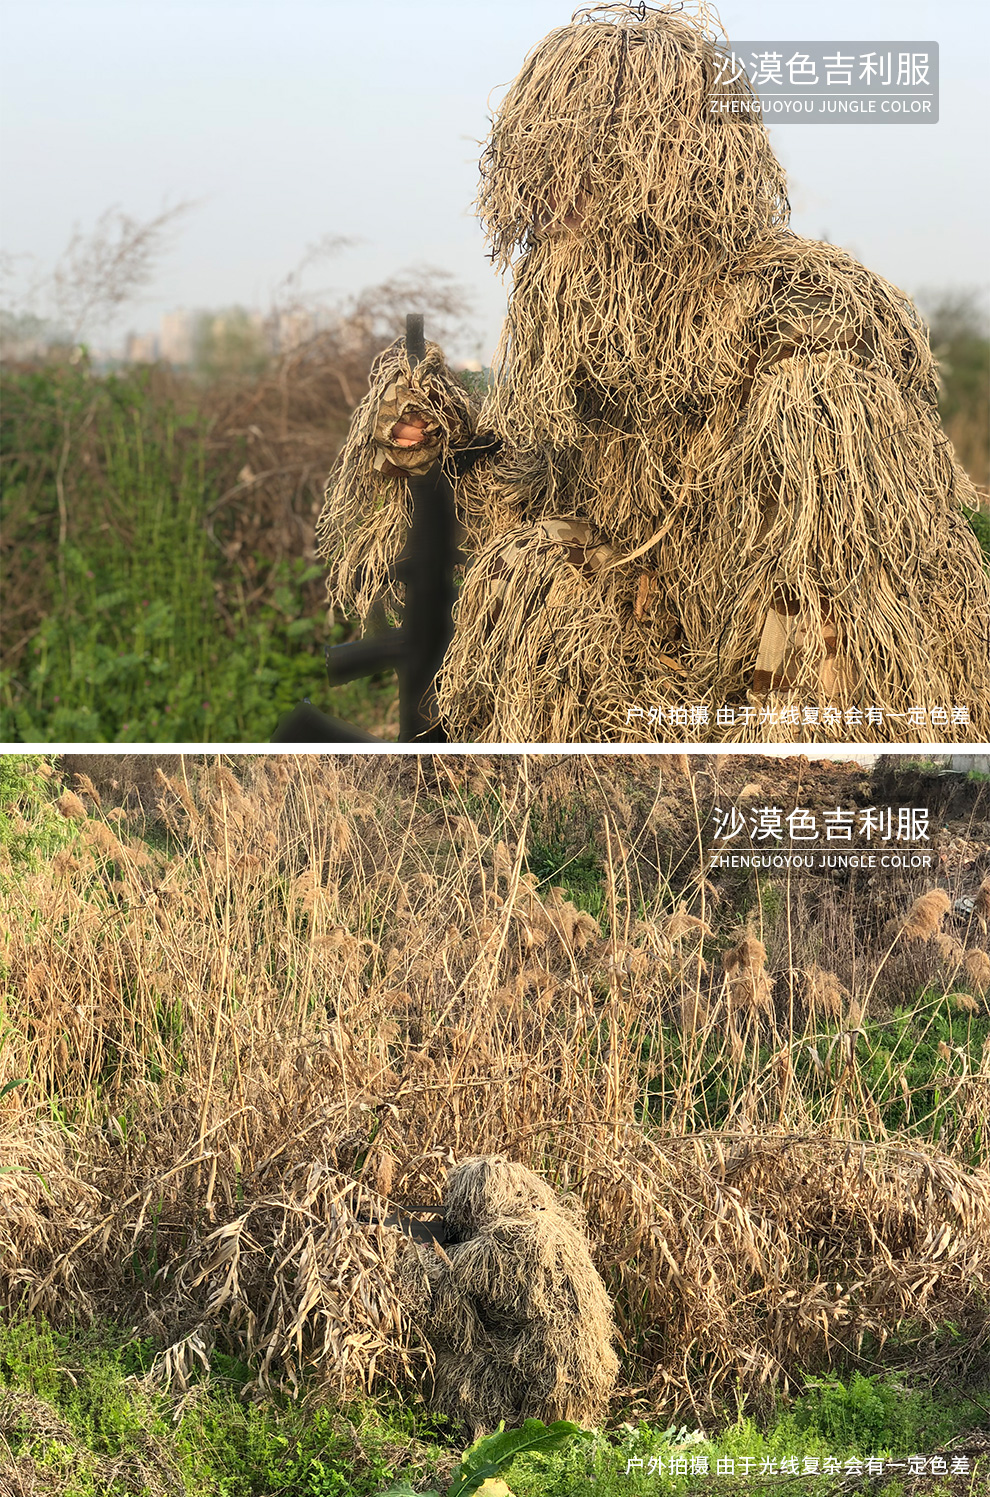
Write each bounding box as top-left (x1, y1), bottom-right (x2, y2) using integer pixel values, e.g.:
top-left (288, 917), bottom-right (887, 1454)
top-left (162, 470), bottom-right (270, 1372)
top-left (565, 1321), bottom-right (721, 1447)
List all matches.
top-left (0, 365), bottom-right (395, 743)
top-left (637, 993), bottom-right (989, 1159)
top-left (526, 801), bottom-right (606, 915)
top-left (0, 1317), bottom-right (452, 1496)
top-left (2, 1318), bottom-right (983, 1497)
top-left (0, 754), bottom-right (78, 875)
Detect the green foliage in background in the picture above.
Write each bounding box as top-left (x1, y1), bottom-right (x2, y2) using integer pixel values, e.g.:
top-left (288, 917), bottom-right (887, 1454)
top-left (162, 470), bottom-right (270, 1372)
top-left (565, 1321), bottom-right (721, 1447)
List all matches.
top-left (640, 993), bottom-right (989, 1164)
top-left (964, 504), bottom-right (990, 566)
top-left (0, 365), bottom-right (393, 742)
top-left (926, 291), bottom-right (990, 431)
top-left (791, 1372), bottom-right (969, 1457)
top-left (0, 754), bottom-right (76, 873)
top-left (192, 306), bottom-right (269, 381)
top-left (526, 801), bottom-right (606, 914)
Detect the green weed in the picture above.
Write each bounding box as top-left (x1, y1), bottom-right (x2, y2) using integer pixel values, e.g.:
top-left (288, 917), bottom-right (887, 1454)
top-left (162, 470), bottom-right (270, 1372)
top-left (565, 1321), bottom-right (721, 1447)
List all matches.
top-left (0, 365), bottom-right (395, 742)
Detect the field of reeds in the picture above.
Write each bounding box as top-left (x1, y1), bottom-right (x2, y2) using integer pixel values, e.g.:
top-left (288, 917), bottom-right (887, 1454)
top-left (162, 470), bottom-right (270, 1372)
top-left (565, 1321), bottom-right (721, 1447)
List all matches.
top-left (1, 752), bottom-right (989, 1494)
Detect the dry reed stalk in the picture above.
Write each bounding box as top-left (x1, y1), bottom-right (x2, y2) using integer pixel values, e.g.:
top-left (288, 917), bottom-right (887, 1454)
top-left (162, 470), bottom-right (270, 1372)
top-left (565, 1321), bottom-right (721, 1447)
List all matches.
top-left (678, 990), bottom-right (710, 1036)
top-left (974, 874), bottom-right (990, 921)
top-left (722, 934), bottom-right (773, 1016)
top-left (963, 950), bottom-right (990, 993)
top-left (803, 965), bottom-right (846, 1020)
top-left (0, 1119), bottom-right (102, 1320)
top-left (155, 1167), bottom-right (422, 1399)
top-left (887, 888), bottom-right (952, 944)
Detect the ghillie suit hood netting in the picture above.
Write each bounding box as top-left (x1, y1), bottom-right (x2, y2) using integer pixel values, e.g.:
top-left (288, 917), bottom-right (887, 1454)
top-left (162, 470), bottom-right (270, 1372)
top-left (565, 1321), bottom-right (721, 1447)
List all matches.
top-left (317, 3), bottom-right (990, 743)
top-left (397, 1155), bottom-right (620, 1437)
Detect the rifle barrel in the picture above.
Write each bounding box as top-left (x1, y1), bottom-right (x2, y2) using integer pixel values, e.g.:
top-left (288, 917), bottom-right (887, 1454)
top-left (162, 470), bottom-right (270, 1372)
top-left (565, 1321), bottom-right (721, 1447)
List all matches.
top-left (405, 312), bottom-right (426, 366)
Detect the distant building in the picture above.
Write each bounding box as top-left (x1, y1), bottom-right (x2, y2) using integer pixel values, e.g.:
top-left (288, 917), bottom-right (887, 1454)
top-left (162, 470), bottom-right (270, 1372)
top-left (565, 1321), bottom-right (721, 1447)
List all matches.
top-left (159, 309), bottom-right (196, 366)
top-left (949, 754), bottom-right (990, 774)
top-left (124, 331), bottom-right (159, 363)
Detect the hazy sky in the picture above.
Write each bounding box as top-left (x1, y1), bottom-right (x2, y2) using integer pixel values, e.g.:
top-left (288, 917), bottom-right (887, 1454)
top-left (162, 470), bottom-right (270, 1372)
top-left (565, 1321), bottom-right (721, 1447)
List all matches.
top-left (2, 0), bottom-right (987, 359)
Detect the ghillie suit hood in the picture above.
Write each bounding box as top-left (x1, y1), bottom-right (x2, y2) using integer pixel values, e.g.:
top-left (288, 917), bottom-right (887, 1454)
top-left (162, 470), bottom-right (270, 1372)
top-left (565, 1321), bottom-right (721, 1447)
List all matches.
top-left (476, 0), bottom-right (788, 450)
top-left (318, 3), bottom-right (990, 742)
top-left (399, 1155), bottom-right (619, 1437)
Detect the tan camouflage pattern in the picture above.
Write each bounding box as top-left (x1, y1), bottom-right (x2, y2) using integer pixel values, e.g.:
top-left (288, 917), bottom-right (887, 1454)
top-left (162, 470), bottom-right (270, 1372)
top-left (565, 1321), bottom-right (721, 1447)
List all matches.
top-left (471, 518), bottom-right (623, 636)
top-left (371, 379), bottom-right (445, 477)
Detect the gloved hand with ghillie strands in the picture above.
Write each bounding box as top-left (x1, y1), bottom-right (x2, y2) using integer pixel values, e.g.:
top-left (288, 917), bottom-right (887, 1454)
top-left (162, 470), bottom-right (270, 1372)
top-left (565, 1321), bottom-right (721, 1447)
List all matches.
top-left (392, 412), bottom-right (430, 450)
top-left (372, 383), bottom-right (444, 478)
top-left (366, 339), bottom-right (503, 480)
top-left (317, 336), bottom-right (489, 623)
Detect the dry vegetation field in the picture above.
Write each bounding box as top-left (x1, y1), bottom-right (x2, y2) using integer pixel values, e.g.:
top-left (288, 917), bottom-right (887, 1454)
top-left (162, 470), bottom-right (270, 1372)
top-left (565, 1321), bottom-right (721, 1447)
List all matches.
top-left (1, 753), bottom-right (989, 1494)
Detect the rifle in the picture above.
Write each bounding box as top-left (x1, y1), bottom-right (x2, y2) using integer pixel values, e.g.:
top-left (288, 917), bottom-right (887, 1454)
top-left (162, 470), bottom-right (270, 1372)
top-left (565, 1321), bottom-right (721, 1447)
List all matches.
top-left (272, 313), bottom-right (465, 744)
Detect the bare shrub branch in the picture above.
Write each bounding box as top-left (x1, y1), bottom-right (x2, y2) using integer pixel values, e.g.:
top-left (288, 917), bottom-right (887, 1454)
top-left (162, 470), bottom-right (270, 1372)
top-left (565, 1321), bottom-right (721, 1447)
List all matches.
top-left (51, 201), bottom-right (196, 342)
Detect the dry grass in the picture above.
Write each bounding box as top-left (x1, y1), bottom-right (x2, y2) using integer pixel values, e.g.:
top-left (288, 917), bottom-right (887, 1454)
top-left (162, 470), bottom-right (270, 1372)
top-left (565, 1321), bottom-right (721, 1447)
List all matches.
top-left (2, 754), bottom-right (989, 1428)
top-left (975, 873), bottom-right (990, 921)
top-left (887, 889), bottom-right (953, 944)
top-left (0, 1386), bottom-right (184, 1497)
top-left (722, 933), bottom-right (774, 1018)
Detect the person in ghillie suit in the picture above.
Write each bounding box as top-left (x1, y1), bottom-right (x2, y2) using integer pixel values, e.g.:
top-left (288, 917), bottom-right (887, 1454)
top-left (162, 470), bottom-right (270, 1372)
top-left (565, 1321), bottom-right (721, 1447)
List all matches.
top-left (396, 1156), bottom-right (619, 1437)
top-left (317, 3), bottom-right (990, 743)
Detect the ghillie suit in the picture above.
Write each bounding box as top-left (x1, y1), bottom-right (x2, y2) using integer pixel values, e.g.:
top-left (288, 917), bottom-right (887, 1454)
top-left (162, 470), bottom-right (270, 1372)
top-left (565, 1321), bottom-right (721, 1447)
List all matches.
top-left (317, 3), bottom-right (990, 743)
top-left (397, 1155), bottom-right (619, 1437)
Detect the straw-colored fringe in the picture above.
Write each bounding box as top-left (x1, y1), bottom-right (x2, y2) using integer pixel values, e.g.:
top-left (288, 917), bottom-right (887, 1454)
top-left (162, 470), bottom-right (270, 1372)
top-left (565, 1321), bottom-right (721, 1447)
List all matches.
top-left (316, 337), bottom-right (477, 618)
top-left (400, 1156), bottom-right (618, 1436)
top-left (318, 3), bottom-right (990, 742)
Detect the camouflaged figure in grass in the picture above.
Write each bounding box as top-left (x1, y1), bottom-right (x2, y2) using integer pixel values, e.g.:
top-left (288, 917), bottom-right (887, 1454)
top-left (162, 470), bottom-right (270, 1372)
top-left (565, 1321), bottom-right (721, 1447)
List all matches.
top-left (317, 3), bottom-right (990, 743)
top-left (396, 1155), bottom-right (619, 1438)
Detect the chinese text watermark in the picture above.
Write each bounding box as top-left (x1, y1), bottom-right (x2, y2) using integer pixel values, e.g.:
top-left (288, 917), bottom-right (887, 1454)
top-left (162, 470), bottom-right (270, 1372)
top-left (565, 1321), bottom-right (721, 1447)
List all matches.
top-left (624, 704), bottom-right (969, 731)
top-left (709, 40), bottom-right (939, 123)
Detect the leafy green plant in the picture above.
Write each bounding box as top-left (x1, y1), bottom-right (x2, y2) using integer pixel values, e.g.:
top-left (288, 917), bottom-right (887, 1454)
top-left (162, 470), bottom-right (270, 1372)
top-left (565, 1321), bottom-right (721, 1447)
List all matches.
top-left (0, 755), bottom-right (77, 876)
top-left (526, 802), bottom-right (605, 913)
top-left (0, 365), bottom-right (395, 742)
top-left (456, 367), bottom-right (495, 400)
top-left (381, 1420), bottom-right (591, 1497)
top-left (792, 1371), bottom-right (973, 1455)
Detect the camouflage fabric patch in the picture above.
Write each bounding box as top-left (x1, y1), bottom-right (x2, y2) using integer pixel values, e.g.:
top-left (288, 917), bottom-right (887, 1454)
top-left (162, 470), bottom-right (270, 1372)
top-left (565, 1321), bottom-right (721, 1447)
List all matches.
top-left (472, 518), bottom-right (623, 633)
top-left (761, 285), bottom-right (871, 367)
top-left (372, 379), bottom-right (444, 476)
top-left (753, 594), bottom-right (858, 698)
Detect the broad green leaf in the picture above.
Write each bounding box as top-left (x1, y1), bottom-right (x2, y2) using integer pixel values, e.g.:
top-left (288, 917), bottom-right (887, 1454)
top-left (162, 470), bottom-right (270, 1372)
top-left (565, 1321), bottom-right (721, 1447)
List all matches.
top-left (449, 1419), bottom-right (590, 1496)
top-left (0, 1079), bottom-right (29, 1102)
